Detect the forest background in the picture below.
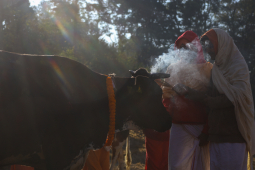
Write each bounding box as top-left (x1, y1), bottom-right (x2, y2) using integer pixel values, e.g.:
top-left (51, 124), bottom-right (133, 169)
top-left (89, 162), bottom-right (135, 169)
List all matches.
top-left (0, 0), bottom-right (255, 100)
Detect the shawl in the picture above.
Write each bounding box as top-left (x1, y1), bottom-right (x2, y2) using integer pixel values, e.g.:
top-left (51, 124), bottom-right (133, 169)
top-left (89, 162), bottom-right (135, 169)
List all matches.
top-left (209, 28), bottom-right (255, 168)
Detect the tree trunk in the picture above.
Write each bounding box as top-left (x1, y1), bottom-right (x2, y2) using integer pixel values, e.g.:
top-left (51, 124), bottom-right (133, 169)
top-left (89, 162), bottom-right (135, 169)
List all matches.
top-left (0, 0), bottom-right (3, 50)
top-left (73, 0), bottom-right (79, 58)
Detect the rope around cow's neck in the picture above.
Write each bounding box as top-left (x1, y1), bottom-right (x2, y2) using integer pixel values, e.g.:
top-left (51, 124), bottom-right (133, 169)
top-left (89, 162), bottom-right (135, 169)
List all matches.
top-left (104, 76), bottom-right (116, 146)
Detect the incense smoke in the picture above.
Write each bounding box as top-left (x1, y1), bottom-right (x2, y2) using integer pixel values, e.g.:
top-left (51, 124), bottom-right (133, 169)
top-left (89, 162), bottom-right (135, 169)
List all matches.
top-left (150, 40), bottom-right (212, 91)
top-left (151, 41), bottom-right (212, 74)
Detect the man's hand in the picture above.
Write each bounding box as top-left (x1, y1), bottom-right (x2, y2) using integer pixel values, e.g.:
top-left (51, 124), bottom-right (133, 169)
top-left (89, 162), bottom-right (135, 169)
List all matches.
top-left (172, 83), bottom-right (189, 96)
top-left (198, 133), bottom-right (209, 147)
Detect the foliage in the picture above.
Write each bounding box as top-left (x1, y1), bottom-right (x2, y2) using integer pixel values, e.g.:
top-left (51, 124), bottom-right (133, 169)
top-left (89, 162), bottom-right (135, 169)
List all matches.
top-left (1, 0), bottom-right (39, 53)
top-left (102, 0), bottom-right (179, 66)
top-left (167, 0), bottom-right (220, 36)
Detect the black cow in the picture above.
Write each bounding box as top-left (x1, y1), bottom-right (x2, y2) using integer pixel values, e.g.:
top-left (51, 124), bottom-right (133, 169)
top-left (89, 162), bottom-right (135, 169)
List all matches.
top-left (0, 51), bottom-right (172, 170)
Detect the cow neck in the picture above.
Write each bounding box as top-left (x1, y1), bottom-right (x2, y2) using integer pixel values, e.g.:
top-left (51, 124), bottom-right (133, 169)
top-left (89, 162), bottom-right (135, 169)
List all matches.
top-left (104, 76), bottom-right (116, 146)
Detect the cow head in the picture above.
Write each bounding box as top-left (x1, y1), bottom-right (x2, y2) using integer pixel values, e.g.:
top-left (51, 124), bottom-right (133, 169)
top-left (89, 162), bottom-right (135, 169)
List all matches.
top-left (115, 69), bottom-right (172, 132)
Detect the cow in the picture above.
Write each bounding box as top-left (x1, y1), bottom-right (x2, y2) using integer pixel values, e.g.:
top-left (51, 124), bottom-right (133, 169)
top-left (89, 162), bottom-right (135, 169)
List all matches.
top-left (0, 51), bottom-right (172, 170)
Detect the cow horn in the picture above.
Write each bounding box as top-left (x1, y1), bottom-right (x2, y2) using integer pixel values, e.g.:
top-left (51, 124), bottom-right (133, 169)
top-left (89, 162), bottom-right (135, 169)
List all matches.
top-left (150, 73), bottom-right (170, 79)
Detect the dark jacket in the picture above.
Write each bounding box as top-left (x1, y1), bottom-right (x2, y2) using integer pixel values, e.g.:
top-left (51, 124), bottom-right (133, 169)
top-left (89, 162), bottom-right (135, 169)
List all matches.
top-left (205, 76), bottom-right (245, 143)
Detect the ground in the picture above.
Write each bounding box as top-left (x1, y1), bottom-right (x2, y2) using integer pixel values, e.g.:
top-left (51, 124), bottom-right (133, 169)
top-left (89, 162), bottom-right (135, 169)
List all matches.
top-left (109, 130), bottom-right (145, 170)
top-left (128, 130), bottom-right (146, 170)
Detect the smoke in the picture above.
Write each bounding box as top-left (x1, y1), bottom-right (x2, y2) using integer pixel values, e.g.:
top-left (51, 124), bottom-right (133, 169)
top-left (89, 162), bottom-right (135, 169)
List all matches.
top-left (203, 50), bottom-right (213, 63)
top-left (150, 44), bottom-right (177, 73)
top-left (151, 44), bottom-right (204, 73)
top-left (151, 41), bottom-right (212, 74)
top-left (150, 40), bottom-right (212, 92)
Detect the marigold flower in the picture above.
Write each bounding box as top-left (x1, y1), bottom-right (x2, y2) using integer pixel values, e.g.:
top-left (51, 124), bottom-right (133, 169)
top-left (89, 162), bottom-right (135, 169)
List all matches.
top-left (104, 77), bottom-right (116, 146)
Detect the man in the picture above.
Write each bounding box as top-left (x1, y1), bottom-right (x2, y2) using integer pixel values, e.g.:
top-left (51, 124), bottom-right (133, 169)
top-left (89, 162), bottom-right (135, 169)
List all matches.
top-left (198, 28), bottom-right (255, 170)
top-left (162, 30), bottom-right (212, 170)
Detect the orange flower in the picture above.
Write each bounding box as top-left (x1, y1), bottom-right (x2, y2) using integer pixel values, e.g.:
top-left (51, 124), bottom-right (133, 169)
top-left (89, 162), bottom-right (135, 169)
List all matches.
top-left (104, 77), bottom-right (116, 146)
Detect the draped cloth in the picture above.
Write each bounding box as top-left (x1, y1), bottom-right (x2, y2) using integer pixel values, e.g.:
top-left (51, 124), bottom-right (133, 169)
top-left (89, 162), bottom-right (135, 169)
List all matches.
top-left (210, 143), bottom-right (247, 170)
top-left (168, 124), bottom-right (210, 170)
top-left (144, 129), bottom-right (170, 170)
top-left (202, 28), bottom-right (255, 169)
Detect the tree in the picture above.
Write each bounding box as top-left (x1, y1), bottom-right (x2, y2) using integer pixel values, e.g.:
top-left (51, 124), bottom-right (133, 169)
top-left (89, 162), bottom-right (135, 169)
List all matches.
top-left (216, 0), bottom-right (255, 50)
top-left (89, 0), bottom-right (179, 66)
top-left (170, 0), bottom-right (219, 36)
top-left (1, 0), bottom-right (41, 53)
top-left (83, 0), bottom-right (220, 67)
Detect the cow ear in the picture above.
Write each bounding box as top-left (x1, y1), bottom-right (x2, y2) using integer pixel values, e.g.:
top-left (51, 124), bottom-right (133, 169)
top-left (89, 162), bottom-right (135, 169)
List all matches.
top-left (129, 70), bottom-right (135, 77)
